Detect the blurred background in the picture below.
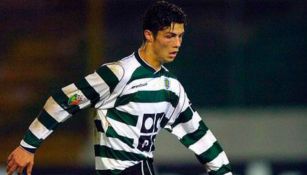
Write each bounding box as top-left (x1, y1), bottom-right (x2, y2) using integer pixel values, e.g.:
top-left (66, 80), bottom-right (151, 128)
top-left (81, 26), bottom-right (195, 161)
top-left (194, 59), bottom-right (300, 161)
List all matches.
top-left (0, 0), bottom-right (306, 174)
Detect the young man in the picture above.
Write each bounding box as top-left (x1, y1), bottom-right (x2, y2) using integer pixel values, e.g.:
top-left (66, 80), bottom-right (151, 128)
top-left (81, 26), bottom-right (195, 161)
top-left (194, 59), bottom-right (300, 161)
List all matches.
top-left (7, 1), bottom-right (232, 175)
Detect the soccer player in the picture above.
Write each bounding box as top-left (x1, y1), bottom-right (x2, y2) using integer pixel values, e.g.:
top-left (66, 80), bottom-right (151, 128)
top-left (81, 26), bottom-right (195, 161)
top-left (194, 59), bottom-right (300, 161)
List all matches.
top-left (7, 1), bottom-right (232, 175)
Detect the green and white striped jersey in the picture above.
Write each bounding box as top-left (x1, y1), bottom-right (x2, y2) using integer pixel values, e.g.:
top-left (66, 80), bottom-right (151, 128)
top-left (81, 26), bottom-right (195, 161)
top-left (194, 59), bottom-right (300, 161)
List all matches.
top-left (20, 51), bottom-right (232, 175)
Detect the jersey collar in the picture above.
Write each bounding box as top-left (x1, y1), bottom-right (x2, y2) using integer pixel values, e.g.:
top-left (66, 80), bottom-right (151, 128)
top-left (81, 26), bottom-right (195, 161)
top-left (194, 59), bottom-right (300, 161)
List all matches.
top-left (134, 50), bottom-right (167, 74)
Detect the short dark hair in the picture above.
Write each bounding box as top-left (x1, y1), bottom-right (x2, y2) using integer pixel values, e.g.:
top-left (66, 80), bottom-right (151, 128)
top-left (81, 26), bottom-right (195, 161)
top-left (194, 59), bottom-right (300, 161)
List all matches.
top-left (142, 1), bottom-right (187, 38)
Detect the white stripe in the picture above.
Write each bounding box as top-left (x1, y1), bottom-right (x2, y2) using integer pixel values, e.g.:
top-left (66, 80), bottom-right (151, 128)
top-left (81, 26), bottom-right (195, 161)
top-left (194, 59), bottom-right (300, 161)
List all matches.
top-left (206, 152), bottom-right (230, 172)
top-left (146, 160), bottom-right (153, 175)
top-left (95, 132), bottom-right (153, 158)
top-left (171, 112), bottom-right (202, 138)
top-left (61, 83), bottom-right (78, 95)
top-left (116, 102), bottom-right (174, 117)
top-left (62, 83), bottom-right (91, 109)
top-left (95, 157), bottom-right (138, 170)
top-left (107, 118), bottom-right (138, 140)
top-left (20, 140), bottom-right (36, 149)
top-left (189, 130), bottom-right (217, 155)
top-left (106, 64), bottom-right (124, 80)
top-left (164, 84), bottom-right (186, 130)
top-left (85, 72), bottom-right (110, 100)
top-left (224, 173), bottom-right (233, 175)
top-left (122, 78), bottom-right (154, 95)
top-left (29, 118), bottom-right (53, 139)
top-left (44, 97), bottom-right (71, 122)
top-left (122, 77), bottom-right (180, 96)
top-left (141, 161), bottom-right (145, 175)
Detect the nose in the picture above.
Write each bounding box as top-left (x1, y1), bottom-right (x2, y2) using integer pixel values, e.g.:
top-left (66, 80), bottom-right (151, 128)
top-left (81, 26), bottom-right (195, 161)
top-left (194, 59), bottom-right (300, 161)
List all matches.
top-left (174, 36), bottom-right (182, 48)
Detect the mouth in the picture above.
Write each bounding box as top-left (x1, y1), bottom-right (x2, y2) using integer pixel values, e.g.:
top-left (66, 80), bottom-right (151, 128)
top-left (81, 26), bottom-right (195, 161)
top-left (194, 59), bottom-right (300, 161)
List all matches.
top-left (169, 51), bottom-right (178, 58)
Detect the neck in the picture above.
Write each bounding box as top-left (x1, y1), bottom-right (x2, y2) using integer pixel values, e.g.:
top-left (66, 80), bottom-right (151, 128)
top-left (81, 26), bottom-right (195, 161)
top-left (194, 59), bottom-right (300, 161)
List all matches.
top-left (139, 44), bottom-right (161, 71)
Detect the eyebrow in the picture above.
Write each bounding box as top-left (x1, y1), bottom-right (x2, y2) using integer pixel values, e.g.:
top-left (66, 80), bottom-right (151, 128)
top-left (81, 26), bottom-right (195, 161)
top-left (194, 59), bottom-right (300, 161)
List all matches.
top-left (165, 31), bottom-right (185, 35)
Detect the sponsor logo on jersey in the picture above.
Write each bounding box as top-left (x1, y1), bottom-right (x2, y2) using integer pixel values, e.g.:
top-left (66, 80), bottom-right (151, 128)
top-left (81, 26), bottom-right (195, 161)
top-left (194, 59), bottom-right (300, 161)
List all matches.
top-left (68, 94), bottom-right (84, 106)
top-left (131, 83), bottom-right (148, 89)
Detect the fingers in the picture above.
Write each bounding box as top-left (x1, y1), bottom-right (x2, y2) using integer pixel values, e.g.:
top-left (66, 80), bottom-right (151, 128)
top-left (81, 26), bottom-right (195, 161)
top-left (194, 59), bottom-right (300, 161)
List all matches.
top-left (7, 153), bottom-right (13, 162)
top-left (18, 166), bottom-right (24, 175)
top-left (6, 157), bottom-right (25, 175)
top-left (7, 159), bottom-right (15, 169)
top-left (6, 162), bottom-right (17, 175)
top-left (27, 162), bottom-right (34, 175)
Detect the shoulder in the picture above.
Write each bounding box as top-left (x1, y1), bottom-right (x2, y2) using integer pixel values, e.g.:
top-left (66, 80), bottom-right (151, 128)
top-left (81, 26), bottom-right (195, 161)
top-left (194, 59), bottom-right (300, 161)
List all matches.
top-left (97, 52), bottom-right (140, 80)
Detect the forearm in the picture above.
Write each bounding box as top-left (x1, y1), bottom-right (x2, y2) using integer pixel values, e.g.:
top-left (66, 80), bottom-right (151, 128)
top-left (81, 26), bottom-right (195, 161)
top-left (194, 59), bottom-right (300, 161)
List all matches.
top-left (20, 94), bottom-right (72, 152)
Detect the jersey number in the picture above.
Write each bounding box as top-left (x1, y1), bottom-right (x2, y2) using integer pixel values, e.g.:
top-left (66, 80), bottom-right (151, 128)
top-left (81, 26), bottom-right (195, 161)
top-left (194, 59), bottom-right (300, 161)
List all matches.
top-left (137, 113), bottom-right (165, 152)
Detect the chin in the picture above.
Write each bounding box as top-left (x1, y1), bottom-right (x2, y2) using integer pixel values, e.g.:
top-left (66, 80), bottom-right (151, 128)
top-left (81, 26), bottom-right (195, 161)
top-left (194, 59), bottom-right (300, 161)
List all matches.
top-left (164, 58), bottom-right (175, 64)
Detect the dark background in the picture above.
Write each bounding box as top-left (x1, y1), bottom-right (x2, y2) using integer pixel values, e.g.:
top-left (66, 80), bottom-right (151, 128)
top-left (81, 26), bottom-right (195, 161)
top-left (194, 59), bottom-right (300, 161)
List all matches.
top-left (0, 0), bottom-right (306, 174)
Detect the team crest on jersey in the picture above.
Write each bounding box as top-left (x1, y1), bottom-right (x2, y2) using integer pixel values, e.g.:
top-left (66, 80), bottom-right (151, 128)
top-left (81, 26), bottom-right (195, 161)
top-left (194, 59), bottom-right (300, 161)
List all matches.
top-left (68, 94), bottom-right (85, 106)
top-left (164, 78), bottom-right (170, 89)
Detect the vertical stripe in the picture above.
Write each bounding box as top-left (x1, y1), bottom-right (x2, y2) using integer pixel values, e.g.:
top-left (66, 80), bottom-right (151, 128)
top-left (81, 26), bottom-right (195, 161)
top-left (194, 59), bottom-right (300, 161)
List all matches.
top-left (146, 160), bottom-right (153, 175)
top-left (141, 161), bottom-right (145, 175)
top-left (95, 120), bottom-right (104, 132)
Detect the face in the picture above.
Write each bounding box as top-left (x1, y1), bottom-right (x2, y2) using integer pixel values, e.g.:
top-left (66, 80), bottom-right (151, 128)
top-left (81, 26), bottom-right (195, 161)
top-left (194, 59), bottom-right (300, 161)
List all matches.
top-left (146, 22), bottom-right (185, 65)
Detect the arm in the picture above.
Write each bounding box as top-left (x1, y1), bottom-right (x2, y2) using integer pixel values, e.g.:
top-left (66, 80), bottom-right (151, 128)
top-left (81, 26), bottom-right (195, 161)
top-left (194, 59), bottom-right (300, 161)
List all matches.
top-left (165, 85), bottom-right (232, 175)
top-left (6, 63), bottom-right (124, 175)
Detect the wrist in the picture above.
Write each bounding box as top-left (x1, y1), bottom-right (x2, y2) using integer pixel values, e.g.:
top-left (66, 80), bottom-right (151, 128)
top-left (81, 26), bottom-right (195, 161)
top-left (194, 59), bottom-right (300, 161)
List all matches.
top-left (19, 145), bottom-right (36, 154)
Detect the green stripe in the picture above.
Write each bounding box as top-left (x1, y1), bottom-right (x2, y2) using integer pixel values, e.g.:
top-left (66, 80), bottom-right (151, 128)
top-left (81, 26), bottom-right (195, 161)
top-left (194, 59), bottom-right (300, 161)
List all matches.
top-left (75, 78), bottom-right (100, 106)
top-left (171, 106), bottom-right (194, 128)
top-left (23, 130), bottom-right (42, 148)
top-left (94, 145), bottom-right (146, 161)
top-left (107, 109), bottom-right (138, 126)
top-left (196, 142), bottom-right (223, 164)
top-left (38, 109), bottom-right (59, 130)
top-left (180, 121), bottom-right (209, 147)
top-left (115, 90), bottom-right (179, 108)
top-left (208, 164), bottom-right (232, 175)
top-left (106, 127), bottom-right (134, 148)
top-left (52, 90), bottom-right (80, 114)
top-left (127, 66), bottom-right (153, 84)
top-left (96, 65), bottom-right (119, 93)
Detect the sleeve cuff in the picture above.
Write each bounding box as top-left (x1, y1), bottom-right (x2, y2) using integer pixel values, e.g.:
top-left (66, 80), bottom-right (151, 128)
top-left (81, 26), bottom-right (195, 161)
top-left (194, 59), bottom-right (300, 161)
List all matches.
top-left (20, 140), bottom-right (37, 153)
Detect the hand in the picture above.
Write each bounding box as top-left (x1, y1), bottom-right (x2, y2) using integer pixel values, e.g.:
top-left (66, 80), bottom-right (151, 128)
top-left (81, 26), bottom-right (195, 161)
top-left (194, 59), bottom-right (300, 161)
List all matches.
top-left (7, 146), bottom-right (34, 175)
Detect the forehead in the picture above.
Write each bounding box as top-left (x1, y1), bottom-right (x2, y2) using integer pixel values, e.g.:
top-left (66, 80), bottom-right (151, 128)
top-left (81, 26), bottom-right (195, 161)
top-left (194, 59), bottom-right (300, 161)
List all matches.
top-left (159, 23), bottom-right (185, 34)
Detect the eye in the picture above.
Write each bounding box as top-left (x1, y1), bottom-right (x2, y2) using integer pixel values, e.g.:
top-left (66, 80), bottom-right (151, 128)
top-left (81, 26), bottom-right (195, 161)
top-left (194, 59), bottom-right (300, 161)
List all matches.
top-left (165, 35), bottom-right (173, 39)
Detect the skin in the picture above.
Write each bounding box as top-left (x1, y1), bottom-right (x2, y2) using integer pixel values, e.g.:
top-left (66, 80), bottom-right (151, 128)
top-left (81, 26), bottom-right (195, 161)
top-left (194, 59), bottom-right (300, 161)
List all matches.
top-left (6, 22), bottom-right (185, 175)
top-left (7, 146), bottom-right (34, 175)
top-left (139, 22), bottom-right (185, 71)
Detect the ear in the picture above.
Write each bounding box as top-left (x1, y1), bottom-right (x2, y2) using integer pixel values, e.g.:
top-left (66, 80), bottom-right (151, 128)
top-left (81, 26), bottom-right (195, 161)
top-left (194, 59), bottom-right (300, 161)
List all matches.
top-left (144, 30), bottom-right (154, 42)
